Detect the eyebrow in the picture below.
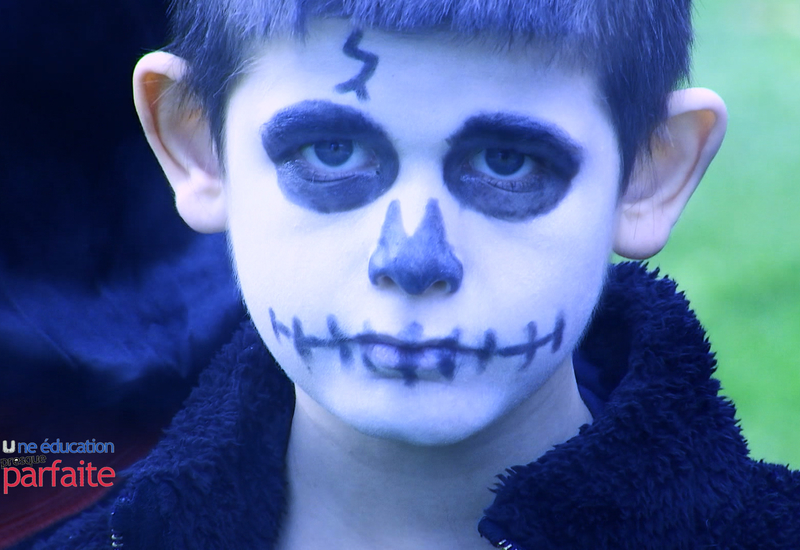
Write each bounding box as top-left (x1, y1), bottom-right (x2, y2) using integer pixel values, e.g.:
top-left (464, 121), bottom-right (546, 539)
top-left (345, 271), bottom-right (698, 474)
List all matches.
top-left (446, 113), bottom-right (584, 178)
top-left (261, 100), bottom-right (390, 162)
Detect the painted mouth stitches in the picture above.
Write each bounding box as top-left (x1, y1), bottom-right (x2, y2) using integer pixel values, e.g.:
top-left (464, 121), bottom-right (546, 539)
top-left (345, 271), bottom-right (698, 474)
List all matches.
top-left (361, 343), bottom-right (457, 384)
top-left (268, 309), bottom-right (565, 385)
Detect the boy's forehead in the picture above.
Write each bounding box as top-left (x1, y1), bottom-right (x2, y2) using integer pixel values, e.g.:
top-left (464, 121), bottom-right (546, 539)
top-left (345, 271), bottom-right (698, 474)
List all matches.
top-left (224, 17), bottom-right (622, 226)
top-left (240, 18), bottom-right (604, 119)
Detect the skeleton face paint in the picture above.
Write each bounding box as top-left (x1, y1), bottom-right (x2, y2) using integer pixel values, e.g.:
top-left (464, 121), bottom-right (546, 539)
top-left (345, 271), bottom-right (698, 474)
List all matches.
top-left (261, 100), bottom-right (398, 212)
top-left (268, 309), bottom-right (565, 385)
top-left (368, 199), bottom-right (463, 295)
top-left (224, 20), bottom-right (621, 445)
top-left (443, 114), bottom-right (583, 221)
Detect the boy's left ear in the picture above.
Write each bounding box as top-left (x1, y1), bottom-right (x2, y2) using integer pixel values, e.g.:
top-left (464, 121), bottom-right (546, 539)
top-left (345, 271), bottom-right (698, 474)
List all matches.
top-left (614, 88), bottom-right (727, 259)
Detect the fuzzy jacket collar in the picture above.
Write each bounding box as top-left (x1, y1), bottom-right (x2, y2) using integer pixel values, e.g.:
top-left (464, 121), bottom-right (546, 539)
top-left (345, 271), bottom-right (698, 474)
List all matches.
top-left (99, 263), bottom-right (799, 550)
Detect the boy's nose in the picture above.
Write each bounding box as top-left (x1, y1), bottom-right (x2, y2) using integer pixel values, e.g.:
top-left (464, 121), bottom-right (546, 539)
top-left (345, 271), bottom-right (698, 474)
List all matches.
top-left (368, 199), bottom-right (463, 295)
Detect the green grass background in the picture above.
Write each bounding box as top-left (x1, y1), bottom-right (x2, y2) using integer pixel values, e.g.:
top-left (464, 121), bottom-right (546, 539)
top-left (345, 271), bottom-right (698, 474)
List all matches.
top-left (645, 0), bottom-right (800, 467)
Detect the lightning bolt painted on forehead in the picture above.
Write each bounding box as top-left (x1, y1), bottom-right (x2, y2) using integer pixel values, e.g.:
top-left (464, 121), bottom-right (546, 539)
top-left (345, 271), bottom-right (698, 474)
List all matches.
top-left (335, 30), bottom-right (379, 101)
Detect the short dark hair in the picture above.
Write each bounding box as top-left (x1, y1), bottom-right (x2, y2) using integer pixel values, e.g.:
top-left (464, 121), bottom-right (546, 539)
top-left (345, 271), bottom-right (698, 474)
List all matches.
top-left (165, 0), bottom-right (693, 187)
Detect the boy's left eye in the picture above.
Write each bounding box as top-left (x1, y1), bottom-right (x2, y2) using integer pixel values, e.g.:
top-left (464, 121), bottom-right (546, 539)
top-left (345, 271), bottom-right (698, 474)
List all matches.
top-left (471, 148), bottom-right (536, 179)
top-left (441, 113), bottom-right (583, 221)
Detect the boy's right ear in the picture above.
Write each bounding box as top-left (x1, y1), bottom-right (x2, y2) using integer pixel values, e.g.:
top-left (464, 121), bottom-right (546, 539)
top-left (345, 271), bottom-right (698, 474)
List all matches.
top-left (133, 52), bottom-right (227, 233)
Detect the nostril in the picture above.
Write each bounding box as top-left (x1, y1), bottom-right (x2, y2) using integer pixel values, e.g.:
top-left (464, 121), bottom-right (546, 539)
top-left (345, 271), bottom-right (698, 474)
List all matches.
top-left (430, 280), bottom-right (450, 293)
top-left (375, 275), bottom-right (396, 289)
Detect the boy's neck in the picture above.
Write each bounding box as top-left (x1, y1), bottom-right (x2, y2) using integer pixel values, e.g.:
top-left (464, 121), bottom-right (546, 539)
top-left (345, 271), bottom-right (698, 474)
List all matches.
top-left (275, 356), bottom-right (592, 550)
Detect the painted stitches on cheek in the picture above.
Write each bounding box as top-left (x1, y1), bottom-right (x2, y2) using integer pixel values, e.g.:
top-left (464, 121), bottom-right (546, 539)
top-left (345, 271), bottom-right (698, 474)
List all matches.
top-left (268, 308), bottom-right (566, 385)
top-left (443, 113), bottom-right (583, 221)
top-left (262, 100), bottom-right (399, 213)
top-left (334, 30), bottom-right (378, 101)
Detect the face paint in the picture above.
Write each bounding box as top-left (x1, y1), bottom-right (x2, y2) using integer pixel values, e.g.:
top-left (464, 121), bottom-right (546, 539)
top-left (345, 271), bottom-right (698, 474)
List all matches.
top-left (368, 199), bottom-right (463, 295)
top-left (334, 30), bottom-right (379, 101)
top-left (261, 100), bottom-right (399, 212)
top-left (269, 309), bottom-right (566, 386)
top-left (443, 113), bottom-right (583, 221)
top-left (226, 20), bottom-right (621, 444)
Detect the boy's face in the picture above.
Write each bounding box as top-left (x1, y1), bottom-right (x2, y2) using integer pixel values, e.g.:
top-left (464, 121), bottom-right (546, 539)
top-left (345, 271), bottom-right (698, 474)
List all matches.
top-left (224, 20), bottom-right (621, 444)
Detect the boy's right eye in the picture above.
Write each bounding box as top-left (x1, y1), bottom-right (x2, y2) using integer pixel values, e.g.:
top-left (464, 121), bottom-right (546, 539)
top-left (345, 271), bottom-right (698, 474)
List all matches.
top-left (262, 101), bottom-right (399, 214)
top-left (300, 140), bottom-right (371, 173)
top-left (305, 140), bottom-right (354, 167)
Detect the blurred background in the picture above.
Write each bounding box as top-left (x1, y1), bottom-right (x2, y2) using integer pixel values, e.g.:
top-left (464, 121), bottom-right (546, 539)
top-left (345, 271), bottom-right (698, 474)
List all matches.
top-left (649, 0), bottom-right (800, 467)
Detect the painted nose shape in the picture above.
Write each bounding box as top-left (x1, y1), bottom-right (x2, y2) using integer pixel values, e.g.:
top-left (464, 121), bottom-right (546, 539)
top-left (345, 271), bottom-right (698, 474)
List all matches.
top-left (368, 199), bottom-right (463, 295)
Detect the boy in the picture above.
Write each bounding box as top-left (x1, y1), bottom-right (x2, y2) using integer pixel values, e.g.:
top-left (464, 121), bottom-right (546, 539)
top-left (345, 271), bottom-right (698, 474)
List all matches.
top-left (25, 0), bottom-right (800, 548)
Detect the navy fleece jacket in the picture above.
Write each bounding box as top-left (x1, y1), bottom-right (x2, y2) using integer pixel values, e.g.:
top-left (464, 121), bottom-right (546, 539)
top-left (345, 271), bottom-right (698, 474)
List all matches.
top-left (20, 264), bottom-right (800, 549)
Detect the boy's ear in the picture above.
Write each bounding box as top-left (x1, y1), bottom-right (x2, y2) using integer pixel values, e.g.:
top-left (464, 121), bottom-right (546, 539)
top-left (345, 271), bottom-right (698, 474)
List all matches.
top-left (133, 52), bottom-right (227, 233)
top-left (613, 88), bottom-right (727, 259)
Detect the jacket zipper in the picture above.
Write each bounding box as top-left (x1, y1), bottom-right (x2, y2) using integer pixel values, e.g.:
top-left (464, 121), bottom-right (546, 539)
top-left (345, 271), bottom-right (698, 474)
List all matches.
top-left (479, 517), bottom-right (524, 550)
top-left (493, 539), bottom-right (522, 550)
top-left (110, 530), bottom-right (124, 548)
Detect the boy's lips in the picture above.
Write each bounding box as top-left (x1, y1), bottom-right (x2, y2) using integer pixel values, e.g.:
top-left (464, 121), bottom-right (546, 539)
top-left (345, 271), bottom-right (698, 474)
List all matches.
top-left (268, 307), bottom-right (566, 384)
top-left (361, 342), bottom-right (457, 381)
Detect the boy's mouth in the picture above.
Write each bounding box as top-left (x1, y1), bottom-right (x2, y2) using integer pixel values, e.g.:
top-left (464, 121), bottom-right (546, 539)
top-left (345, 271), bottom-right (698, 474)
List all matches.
top-left (268, 308), bottom-right (566, 384)
top-left (361, 342), bottom-right (457, 382)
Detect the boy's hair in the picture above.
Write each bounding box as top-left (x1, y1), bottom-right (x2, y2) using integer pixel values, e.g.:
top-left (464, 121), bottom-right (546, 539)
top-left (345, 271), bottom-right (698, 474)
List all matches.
top-left (166, 0), bottom-right (693, 188)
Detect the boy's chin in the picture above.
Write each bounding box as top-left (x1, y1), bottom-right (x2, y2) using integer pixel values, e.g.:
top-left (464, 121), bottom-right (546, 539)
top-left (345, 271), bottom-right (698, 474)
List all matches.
top-left (351, 417), bottom-right (496, 447)
top-left (286, 346), bottom-right (564, 448)
top-left (315, 388), bottom-right (519, 448)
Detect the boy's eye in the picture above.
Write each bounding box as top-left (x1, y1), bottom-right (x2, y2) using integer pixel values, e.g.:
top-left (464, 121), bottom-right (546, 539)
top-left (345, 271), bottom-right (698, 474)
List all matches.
top-left (445, 147), bottom-right (573, 220)
top-left (312, 140), bottom-right (353, 166)
top-left (262, 100), bottom-right (400, 214)
top-left (443, 114), bottom-right (582, 222)
top-left (472, 148), bottom-right (535, 179)
top-left (292, 139), bottom-right (380, 181)
top-left (459, 148), bottom-right (551, 196)
top-left (301, 140), bottom-right (361, 170)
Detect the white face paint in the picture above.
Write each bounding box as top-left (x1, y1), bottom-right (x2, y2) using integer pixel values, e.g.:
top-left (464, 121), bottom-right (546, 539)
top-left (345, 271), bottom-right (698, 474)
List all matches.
top-left (224, 20), bottom-right (621, 445)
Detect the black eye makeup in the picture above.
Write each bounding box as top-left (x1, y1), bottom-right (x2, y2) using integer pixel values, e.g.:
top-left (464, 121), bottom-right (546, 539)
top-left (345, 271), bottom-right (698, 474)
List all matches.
top-left (262, 100), bottom-right (399, 213)
top-left (443, 113), bottom-right (583, 221)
